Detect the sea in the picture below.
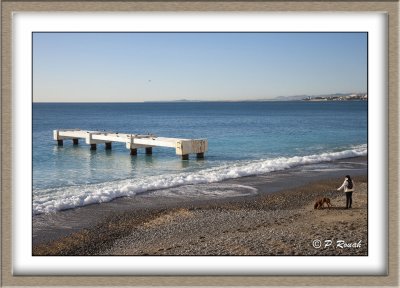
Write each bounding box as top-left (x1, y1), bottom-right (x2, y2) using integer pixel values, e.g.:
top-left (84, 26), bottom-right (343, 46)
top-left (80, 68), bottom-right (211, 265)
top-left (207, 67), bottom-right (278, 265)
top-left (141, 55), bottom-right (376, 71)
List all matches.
top-left (32, 101), bottom-right (368, 215)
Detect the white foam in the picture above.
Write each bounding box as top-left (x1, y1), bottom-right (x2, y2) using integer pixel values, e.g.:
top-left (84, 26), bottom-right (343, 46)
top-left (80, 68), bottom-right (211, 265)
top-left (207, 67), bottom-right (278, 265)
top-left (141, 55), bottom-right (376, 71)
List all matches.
top-left (149, 183), bottom-right (258, 198)
top-left (32, 144), bottom-right (367, 214)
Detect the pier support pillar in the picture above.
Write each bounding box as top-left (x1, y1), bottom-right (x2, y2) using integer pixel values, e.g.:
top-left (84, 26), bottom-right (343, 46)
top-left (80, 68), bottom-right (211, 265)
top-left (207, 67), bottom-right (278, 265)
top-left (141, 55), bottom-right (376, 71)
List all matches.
top-left (57, 140), bottom-right (63, 146)
top-left (196, 152), bottom-right (204, 159)
top-left (105, 142), bottom-right (112, 150)
top-left (72, 138), bottom-right (79, 145)
top-left (145, 147), bottom-right (153, 155)
top-left (130, 148), bottom-right (137, 156)
top-left (90, 144), bottom-right (97, 150)
top-left (182, 154), bottom-right (189, 160)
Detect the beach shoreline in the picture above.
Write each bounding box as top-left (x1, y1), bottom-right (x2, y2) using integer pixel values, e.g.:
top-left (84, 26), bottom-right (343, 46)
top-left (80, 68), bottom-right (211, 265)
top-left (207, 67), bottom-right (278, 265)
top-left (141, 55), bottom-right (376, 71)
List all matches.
top-left (33, 156), bottom-right (368, 256)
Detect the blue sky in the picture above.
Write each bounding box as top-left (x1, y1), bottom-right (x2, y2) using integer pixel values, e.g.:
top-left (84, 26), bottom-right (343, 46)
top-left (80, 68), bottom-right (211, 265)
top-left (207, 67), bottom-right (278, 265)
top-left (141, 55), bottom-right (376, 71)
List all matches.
top-left (33, 32), bottom-right (367, 102)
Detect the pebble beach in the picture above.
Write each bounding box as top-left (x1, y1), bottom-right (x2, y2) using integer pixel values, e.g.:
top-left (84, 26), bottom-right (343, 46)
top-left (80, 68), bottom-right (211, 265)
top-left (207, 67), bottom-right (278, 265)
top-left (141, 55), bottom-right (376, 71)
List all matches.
top-left (33, 171), bottom-right (368, 256)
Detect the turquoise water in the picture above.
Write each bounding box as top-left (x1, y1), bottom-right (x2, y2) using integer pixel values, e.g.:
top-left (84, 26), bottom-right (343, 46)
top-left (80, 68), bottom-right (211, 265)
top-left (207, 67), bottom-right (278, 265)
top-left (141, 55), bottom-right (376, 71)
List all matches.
top-left (32, 101), bottom-right (367, 214)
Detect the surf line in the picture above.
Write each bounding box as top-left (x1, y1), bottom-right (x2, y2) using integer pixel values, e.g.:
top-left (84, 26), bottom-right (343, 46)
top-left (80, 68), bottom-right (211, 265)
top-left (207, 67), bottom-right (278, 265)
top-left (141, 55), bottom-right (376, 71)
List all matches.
top-left (53, 129), bottom-right (208, 160)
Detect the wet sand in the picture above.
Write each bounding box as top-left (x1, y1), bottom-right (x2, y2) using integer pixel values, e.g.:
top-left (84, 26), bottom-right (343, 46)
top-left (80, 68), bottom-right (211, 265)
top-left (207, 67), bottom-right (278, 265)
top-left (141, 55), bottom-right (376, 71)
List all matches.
top-left (33, 157), bottom-right (367, 256)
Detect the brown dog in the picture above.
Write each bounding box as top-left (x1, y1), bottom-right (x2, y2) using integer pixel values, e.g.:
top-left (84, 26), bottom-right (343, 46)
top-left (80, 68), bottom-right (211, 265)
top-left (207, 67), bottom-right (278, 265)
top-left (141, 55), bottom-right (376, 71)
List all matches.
top-left (314, 197), bottom-right (332, 209)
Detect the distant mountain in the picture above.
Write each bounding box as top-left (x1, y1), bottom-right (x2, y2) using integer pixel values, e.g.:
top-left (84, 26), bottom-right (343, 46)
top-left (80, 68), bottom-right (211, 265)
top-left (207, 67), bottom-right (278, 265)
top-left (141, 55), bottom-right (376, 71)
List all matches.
top-left (270, 95), bottom-right (308, 101)
top-left (174, 99), bottom-right (204, 102)
top-left (144, 99), bottom-right (203, 103)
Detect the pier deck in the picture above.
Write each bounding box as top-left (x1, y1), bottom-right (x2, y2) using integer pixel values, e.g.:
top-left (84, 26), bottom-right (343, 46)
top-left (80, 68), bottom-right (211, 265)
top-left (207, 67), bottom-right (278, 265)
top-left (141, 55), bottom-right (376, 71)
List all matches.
top-left (53, 129), bottom-right (207, 160)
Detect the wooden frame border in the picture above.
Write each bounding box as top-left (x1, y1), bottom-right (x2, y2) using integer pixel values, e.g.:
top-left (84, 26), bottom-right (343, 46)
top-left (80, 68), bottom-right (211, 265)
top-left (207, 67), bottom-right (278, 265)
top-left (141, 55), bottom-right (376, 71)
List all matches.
top-left (1, 1), bottom-right (398, 286)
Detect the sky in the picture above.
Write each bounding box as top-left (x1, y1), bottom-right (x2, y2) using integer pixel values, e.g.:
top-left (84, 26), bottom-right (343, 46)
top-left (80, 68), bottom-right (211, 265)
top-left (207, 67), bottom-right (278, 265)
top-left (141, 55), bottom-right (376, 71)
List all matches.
top-left (33, 32), bottom-right (367, 102)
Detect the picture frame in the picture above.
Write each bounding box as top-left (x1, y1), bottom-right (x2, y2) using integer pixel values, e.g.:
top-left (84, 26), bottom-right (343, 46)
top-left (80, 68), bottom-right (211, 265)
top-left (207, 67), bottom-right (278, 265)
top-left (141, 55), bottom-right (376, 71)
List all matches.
top-left (1, 0), bottom-right (398, 286)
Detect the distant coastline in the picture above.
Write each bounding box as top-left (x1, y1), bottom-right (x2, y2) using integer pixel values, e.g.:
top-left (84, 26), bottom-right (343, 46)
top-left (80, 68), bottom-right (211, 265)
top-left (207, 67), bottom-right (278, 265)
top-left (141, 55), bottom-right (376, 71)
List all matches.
top-left (302, 93), bottom-right (367, 102)
top-left (33, 92), bottom-right (368, 104)
top-left (143, 93), bottom-right (368, 103)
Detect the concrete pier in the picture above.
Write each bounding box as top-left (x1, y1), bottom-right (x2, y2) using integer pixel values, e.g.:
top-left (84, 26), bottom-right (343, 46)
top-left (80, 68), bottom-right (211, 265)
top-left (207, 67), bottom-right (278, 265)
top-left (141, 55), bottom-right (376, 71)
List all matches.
top-left (197, 152), bottom-right (205, 159)
top-left (53, 129), bottom-right (207, 160)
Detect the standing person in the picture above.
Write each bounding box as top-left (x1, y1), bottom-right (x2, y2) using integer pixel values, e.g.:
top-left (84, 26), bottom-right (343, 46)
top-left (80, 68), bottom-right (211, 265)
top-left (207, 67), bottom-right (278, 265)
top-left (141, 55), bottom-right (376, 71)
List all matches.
top-left (337, 175), bottom-right (354, 209)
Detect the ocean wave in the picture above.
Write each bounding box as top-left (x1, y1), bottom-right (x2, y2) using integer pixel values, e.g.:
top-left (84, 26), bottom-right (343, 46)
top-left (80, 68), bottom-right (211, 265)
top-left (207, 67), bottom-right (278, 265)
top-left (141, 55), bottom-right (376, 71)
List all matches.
top-left (33, 144), bottom-right (367, 214)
